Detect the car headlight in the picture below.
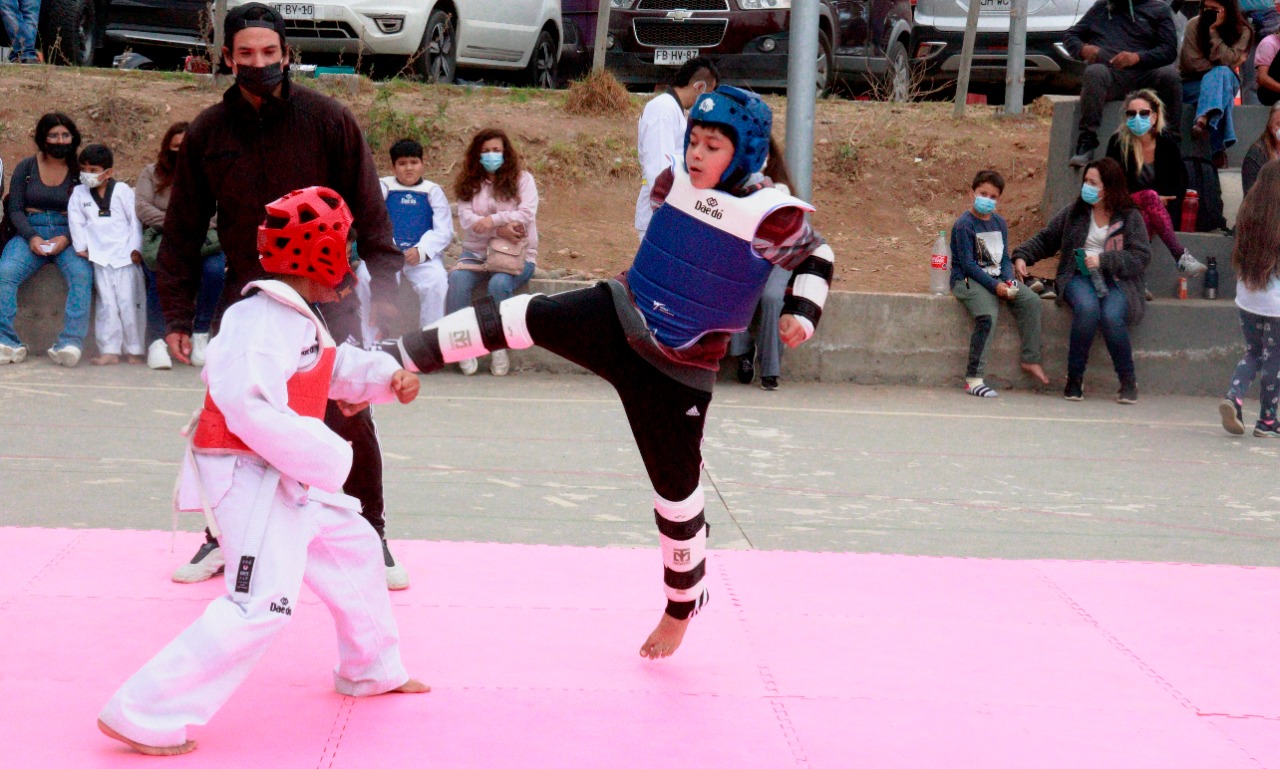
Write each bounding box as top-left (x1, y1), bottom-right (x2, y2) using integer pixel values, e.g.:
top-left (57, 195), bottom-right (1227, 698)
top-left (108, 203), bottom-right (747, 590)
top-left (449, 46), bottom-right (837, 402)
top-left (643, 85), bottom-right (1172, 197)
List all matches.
top-left (738, 0), bottom-right (791, 8)
top-left (610, 0), bottom-right (634, 8)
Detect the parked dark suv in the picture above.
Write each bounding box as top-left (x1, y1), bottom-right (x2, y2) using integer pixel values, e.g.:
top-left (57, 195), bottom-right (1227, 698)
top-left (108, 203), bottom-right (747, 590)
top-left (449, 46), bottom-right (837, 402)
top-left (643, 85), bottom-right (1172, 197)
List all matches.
top-left (605, 0), bottom-right (914, 99)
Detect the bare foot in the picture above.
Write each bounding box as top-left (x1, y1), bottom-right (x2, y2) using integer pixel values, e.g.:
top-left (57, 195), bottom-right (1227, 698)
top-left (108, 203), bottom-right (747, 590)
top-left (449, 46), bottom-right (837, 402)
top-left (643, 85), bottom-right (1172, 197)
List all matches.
top-left (125, 354), bottom-right (146, 365)
top-left (90, 354), bottom-right (120, 366)
top-left (98, 719), bottom-right (197, 756)
top-left (1020, 362), bottom-right (1050, 385)
top-left (390, 678), bottom-right (430, 694)
top-left (639, 613), bottom-right (690, 660)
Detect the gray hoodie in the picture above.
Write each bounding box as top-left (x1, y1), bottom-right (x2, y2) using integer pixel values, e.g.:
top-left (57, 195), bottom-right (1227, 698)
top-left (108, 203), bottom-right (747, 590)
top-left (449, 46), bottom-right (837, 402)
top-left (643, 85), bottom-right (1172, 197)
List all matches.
top-left (1062, 0), bottom-right (1179, 71)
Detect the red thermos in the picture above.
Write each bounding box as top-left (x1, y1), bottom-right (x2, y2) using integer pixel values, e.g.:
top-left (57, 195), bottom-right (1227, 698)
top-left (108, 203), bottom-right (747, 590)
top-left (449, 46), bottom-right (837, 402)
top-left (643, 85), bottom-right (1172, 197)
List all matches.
top-left (1180, 190), bottom-right (1199, 233)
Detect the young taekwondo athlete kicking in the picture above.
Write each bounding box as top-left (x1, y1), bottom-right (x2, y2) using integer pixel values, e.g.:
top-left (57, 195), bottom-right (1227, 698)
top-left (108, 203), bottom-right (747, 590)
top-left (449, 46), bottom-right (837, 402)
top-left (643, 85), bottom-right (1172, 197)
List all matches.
top-left (99, 188), bottom-right (427, 756)
top-left (380, 87), bottom-right (835, 659)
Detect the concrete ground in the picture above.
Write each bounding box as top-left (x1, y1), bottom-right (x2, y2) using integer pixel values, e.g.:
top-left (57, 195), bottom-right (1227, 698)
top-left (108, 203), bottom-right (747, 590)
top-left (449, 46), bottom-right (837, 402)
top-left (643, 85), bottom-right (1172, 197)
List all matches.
top-left (1, 359), bottom-right (1273, 567)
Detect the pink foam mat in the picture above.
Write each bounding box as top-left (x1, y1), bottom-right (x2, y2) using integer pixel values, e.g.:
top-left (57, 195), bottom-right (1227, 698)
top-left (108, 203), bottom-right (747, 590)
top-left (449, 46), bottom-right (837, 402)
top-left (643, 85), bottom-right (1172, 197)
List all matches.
top-left (3, 527), bottom-right (1279, 768)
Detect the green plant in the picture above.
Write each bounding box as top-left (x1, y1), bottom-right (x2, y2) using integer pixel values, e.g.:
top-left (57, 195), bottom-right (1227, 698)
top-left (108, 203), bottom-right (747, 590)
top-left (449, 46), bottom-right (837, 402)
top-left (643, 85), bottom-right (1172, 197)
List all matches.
top-left (364, 88), bottom-right (448, 155)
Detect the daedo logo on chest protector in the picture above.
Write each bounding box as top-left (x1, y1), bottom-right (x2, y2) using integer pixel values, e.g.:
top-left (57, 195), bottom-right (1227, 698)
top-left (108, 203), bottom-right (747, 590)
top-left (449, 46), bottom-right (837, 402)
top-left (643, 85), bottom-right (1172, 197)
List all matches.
top-left (693, 196), bottom-right (723, 220)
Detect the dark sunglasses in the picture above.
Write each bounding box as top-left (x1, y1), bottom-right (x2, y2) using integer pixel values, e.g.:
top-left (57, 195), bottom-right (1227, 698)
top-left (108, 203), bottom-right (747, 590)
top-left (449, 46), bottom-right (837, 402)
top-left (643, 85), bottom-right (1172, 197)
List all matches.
top-left (1125, 109), bottom-right (1153, 118)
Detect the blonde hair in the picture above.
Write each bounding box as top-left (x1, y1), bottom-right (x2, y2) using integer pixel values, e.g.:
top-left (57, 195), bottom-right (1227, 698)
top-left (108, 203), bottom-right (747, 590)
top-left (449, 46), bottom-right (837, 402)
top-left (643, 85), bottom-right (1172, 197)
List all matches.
top-left (1116, 90), bottom-right (1165, 177)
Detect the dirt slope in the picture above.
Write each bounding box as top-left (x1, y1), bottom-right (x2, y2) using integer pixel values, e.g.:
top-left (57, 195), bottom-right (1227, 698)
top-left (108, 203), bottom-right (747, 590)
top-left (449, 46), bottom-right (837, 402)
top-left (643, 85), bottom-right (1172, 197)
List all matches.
top-left (0, 67), bottom-right (1054, 292)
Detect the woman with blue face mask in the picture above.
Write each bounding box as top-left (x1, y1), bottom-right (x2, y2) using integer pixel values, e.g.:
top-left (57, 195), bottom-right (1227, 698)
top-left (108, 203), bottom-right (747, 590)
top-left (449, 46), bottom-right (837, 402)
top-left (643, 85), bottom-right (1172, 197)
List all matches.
top-left (1105, 90), bottom-right (1208, 278)
top-left (446, 127), bottom-right (539, 376)
top-left (1012, 158), bottom-right (1152, 404)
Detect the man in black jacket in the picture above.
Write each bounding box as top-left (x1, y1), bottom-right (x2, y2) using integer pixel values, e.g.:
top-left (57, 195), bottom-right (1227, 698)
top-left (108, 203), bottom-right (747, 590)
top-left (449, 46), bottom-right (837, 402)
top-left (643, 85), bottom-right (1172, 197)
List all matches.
top-left (158, 3), bottom-right (411, 590)
top-left (1063, 0), bottom-right (1182, 167)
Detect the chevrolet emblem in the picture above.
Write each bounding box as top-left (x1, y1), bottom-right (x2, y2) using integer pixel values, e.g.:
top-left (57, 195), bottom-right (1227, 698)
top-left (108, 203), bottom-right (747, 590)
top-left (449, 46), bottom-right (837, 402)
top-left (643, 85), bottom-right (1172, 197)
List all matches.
top-left (666, 10), bottom-right (694, 21)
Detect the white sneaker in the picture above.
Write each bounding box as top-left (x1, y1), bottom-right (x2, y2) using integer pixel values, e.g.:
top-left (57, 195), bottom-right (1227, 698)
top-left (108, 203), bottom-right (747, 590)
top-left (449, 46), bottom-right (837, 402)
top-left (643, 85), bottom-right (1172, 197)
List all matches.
top-left (47, 345), bottom-right (81, 367)
top-left (147, 339), bottom-right (172, 370)
top-left (490, 349), bottom-right (510, 376)
top-left (190, 333), bottom-right (210, 366)
top-left (383, 540), bottom-right (409, 591)
top-left (0, 343), bottom-right (27, 364)
top-left (459, 357), bottom-right (479, 376)
top-left (171, 541), bottom-right (225, 583)
top-left (1177, 252), bottom-right (1208, 276)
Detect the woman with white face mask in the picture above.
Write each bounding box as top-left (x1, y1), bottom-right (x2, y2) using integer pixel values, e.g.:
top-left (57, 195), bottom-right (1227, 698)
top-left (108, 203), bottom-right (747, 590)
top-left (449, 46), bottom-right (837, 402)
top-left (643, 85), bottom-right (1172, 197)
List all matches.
top-left (1105, 89), bottom-right (1207, 277)
top-left (1241, 103), bottom-right (1280, 195)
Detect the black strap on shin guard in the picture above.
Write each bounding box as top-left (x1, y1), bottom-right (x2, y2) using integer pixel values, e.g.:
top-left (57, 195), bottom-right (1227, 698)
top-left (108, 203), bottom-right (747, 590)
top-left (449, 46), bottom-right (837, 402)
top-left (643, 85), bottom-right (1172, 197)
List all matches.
top-left (377, 333), bottom-right (444, 374)
top-left (473, 296), bottom-right (509, 351)
top-left (654, 510), bottom-right (705, 541)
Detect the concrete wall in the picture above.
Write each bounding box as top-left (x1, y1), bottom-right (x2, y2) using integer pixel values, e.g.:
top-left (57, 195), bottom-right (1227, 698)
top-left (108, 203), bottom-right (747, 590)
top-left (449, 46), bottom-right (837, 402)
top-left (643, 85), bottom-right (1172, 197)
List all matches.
top-left (13, 268), bottom-right (1243, 396)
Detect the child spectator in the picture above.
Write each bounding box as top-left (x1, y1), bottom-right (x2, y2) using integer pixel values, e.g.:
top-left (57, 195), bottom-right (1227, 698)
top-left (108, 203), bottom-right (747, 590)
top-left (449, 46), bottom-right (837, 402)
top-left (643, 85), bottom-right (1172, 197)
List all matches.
top-left (380, 138), bottom-right (453, 328)
top-left (97, 187), bottom-right (427, 756)
top-left (1220, 161), bottom-right (1280, 437)
top-left (950, 170), bottom-right (1048, 397)
top-left (69, 143), bottom-right (145, 366)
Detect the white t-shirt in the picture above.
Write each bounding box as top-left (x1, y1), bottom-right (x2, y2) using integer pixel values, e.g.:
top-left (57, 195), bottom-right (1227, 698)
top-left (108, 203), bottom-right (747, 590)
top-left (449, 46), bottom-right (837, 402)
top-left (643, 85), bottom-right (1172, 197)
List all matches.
top-left (1236, 275), bottom-right (1280, 317)
top-left (635, 90), bottom-right (687, 233)
top-left (1084, 217), bottom-right (1109, 258)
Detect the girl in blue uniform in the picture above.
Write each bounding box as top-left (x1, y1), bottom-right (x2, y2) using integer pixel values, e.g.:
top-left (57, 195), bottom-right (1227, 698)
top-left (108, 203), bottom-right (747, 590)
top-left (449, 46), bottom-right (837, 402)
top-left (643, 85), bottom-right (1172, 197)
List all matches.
top-left (385, 87), bottom-right (835, 659)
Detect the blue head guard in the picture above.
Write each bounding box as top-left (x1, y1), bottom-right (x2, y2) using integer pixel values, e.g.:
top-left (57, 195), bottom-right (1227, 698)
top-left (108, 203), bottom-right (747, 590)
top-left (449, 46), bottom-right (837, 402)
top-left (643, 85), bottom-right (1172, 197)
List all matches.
top-left (685, 85), bottom-right (772, 190)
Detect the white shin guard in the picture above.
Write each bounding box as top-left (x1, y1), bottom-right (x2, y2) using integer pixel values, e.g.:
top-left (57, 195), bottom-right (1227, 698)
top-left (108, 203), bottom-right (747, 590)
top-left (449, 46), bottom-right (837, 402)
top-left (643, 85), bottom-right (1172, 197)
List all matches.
top-left (434, 307), bottom-right (490, 362)
top-left (655, 487), bottom-right (708, 605)
top-left (499, 293), bottom-right (538, 350)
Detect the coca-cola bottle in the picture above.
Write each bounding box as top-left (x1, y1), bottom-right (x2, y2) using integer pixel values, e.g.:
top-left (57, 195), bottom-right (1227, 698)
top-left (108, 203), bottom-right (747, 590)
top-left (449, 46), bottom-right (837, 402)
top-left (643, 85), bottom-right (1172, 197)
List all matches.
top-left (929, 231), bottom-right (951, 294)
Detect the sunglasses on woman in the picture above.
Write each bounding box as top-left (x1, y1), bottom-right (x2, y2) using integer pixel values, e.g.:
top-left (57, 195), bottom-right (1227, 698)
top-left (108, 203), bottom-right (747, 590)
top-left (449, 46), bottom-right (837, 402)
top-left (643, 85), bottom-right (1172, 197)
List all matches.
top-left (1125, 109), bottom-right (1153, 118)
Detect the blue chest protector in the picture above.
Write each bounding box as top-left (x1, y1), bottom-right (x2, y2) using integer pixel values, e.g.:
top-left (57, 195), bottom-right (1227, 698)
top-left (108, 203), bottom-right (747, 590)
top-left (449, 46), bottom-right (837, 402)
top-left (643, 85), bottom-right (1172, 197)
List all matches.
top-left (627, 162), bottom-right (813, 350)
top-left (386, 188), bottom-right (435, 251)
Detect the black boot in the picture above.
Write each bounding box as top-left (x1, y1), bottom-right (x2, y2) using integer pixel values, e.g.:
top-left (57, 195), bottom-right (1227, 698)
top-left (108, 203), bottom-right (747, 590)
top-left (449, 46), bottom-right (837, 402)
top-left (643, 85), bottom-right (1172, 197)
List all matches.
top-left (736, 344), bottom-right (756, 384)
top-left (1063, 376), bottom-right (1084, 401)
top-left (1117, 375), bottom-right (1138, 404)
top-left (1069, 131), bottom-right (1099, 168)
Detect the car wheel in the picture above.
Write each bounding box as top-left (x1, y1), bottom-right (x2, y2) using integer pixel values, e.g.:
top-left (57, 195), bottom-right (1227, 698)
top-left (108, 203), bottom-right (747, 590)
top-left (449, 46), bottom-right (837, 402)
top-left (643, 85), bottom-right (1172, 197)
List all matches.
top-left (816, 29), bottom-right (834, 98)
top-left (523, 28), bottom-right (558, 89)
top-left (887, 40), bottom-right (910, 103)
top-left (42, 0), bottom-right (99, 67)
top-left (415, 9), bottom-right (456, 84)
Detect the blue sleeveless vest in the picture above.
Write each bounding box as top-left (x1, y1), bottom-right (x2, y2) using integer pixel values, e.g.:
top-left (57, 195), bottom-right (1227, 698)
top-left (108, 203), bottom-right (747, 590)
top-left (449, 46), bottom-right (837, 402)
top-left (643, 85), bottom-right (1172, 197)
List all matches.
top-left (627, 162), bottom-right (813, 350)
top-left (385, 185), bottom-right (435, 251)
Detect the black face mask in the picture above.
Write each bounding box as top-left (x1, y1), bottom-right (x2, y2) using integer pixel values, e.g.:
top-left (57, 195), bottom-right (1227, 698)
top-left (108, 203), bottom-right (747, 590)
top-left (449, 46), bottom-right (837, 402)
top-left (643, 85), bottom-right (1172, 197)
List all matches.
top-left (235, 61), bottom-right (286, 97)
top-left (45, 143), bottom-right (72, 159)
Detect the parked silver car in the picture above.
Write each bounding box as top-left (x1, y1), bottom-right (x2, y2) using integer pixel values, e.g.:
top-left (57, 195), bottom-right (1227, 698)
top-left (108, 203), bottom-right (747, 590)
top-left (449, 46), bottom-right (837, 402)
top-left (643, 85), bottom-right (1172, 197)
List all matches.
top-left (911, 0), bottom-right (1088, 93)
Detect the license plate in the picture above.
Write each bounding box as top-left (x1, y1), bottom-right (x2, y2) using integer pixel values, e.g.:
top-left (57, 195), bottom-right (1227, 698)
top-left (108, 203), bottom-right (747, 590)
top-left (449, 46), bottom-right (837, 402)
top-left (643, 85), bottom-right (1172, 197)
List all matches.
top-left (654, 48), bottom-right (699, 66)
top-left (977, 0), bottom-right (1011, 11)
top-left (272, 3), bottom-right (315, 20)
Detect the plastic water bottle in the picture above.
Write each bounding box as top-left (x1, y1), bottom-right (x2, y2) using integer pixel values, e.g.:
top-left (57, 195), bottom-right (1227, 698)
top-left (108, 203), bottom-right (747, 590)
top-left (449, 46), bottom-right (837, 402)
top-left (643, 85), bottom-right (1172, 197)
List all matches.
top-left (1180, 190), bottom-right (1199, 233)
top-left (1204, 256), bottom-right (1219, 300)
top-left (929, 231), bottom-right (951, 294)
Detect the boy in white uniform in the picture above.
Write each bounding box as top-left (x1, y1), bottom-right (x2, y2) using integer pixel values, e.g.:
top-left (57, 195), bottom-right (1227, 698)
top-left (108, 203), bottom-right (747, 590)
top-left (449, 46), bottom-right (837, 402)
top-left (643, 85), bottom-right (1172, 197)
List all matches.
top-left (69, 144), bottom-right (145, 365)
top-left (98, 187), bottom-right (428, 756)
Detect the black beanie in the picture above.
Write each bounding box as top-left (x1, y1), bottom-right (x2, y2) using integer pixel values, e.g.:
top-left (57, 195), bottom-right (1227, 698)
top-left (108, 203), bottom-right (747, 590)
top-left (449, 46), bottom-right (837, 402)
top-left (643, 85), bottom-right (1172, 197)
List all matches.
top-left (224, 2), bottom-right (287, 49)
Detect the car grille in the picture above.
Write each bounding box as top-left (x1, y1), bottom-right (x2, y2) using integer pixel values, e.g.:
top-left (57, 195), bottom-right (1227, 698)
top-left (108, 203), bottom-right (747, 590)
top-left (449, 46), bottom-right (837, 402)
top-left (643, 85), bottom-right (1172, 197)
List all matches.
top-left (633, 19), bottom-right (728, 48)
top-left (284, 20), bottom-right (358, 40)
top-left (637, 0), bottom-right (731, 10)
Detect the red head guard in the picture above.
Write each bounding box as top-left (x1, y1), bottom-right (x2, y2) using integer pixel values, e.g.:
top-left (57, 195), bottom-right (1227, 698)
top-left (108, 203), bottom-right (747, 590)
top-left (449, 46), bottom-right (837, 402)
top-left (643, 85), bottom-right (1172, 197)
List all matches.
top-left (257, 186), bottom-right (355, 289)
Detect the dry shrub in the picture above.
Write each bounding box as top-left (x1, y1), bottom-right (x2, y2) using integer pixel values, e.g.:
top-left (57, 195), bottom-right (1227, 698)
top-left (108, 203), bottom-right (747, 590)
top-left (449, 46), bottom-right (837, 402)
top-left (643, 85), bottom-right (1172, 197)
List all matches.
top-left (564, 69), bottom-right (633, 117)
top-left (82, 86), bottom-right (161, 146)
top-left (1028, 96), bottom-right (1056, 119)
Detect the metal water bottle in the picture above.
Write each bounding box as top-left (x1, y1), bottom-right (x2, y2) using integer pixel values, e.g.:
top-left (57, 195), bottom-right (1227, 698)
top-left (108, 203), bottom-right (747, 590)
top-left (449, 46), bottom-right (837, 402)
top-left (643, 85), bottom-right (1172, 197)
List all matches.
top-left (1180, 190), bottom-right (1199, 233)
top-left (1204, 256), bottom-right (1219, 300)
top-left (930, 230), bottom-right (951, 294)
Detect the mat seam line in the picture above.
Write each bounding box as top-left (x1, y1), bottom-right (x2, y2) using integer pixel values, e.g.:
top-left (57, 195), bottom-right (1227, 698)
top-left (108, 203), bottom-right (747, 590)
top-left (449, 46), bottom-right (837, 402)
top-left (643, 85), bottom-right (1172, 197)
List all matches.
top-left (317, 695), bottom-right (355, 769)
top-left (0, 530), bottom-right (86, 614)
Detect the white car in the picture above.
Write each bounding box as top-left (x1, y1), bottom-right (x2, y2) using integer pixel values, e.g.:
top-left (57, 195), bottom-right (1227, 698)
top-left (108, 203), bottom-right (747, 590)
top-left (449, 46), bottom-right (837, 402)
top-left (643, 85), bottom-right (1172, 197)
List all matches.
top-left (33, 0), bottom-right (563, 87)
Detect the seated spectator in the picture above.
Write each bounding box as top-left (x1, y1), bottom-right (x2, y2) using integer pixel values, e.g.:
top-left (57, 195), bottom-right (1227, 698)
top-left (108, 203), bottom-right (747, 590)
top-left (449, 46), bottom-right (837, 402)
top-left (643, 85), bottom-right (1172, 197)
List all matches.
top-left (1063, 0), bottom-right (1182, 168)
top-left (1105, 89), bottom-right (1208, 275)
top-left (135, 121), bottom-right (225, 369)
top-left (1013, 159), bottom-right (1151, 404)
top-left (381, 138), bottom-right (454, 328)
top-left (949, 169), bottom-right (1048, 398)
top-left (729, 137), bottom-right (795, 392)
top-left (446, 127), bottom-right (538, 377)
top-left (0, 113), bottom-right (89, 367)
top-left (1242, 104), bottom-right (1280, 195)
top-left (1243, 3), bottom-right (1280, 104)
top-left (1180, 0), bottom-right (1253, 168)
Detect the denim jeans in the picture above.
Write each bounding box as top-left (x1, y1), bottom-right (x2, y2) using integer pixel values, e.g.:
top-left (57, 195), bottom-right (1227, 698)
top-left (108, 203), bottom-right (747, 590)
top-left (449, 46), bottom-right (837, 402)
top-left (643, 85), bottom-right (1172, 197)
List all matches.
top-left (141, 252), bottom-right (223, 345)
top-left (0, 0), bottom-right (41, 61)
top-left (1062, 274), bottom-right (1133, 380)
top-left (444, 253), bottom-right (535, 314)
top-left (0, 211), bottom-right (92, 350)
top-left (1183, 67), bottom-right (1239, 154)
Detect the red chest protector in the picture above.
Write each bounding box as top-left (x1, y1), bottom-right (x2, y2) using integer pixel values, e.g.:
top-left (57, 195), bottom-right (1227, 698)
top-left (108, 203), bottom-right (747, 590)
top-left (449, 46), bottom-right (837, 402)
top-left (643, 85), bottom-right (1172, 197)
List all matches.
top-left (191, 280), bottom-right (336, 455)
